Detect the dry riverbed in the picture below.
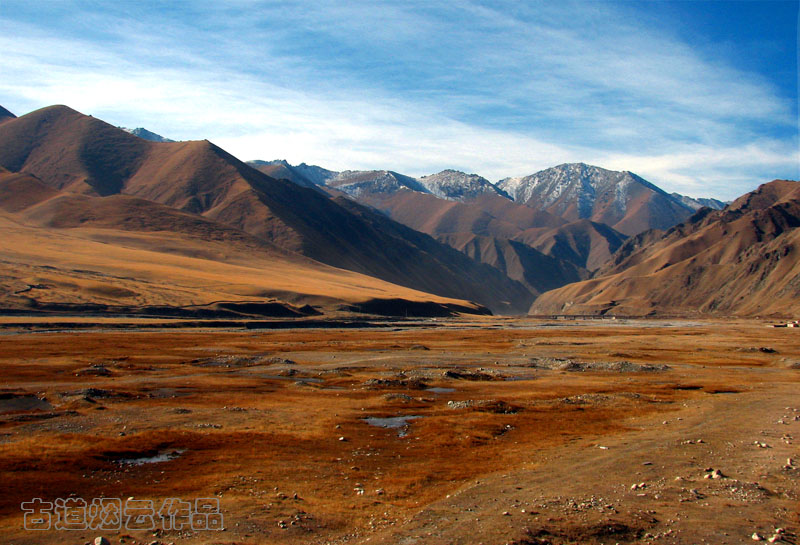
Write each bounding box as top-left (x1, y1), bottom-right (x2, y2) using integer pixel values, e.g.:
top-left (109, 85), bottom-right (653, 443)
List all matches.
top-left (0, 317), bottom-right (798, 544)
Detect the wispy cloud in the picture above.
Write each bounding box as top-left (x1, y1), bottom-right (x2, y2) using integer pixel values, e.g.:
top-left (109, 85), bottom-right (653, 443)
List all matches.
top-left (0, 0), bottom-right (797, 199)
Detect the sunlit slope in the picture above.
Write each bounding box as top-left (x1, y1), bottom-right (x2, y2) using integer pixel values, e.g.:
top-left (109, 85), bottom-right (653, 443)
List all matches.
top-left (0, 171), bottom-right (486, 315)
top-left (530, 180), bottom-right (800, 316)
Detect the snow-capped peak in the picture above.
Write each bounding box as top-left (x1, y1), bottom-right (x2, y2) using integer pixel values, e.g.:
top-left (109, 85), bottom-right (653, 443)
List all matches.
top-left (417, 169), bottom-right (510, 202)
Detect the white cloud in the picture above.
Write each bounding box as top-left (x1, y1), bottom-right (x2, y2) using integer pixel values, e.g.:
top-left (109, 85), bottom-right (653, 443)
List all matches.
top-left (0, 1), bottom-right (796, 200)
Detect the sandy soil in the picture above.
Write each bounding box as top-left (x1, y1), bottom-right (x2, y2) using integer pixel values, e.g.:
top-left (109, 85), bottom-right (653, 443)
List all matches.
top-left (0, 317), bottom-right (798, 544)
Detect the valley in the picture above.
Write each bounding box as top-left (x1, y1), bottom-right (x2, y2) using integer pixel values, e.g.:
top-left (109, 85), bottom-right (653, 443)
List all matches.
top-left (0, 318), bottom-right (798, 544)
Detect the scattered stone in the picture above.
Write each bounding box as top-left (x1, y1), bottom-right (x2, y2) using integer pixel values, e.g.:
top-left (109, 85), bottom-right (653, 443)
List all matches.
top-left (753, 532), bottom-right (764, 541)
top-left (338, 436), bottom-right (347, 442)
top-left (443, 369), bottom-right (499, 381)
top-left (704, 469), bottom-right (725, 479)
top-left (95, 538), bottom-right (110, 545)
top-left (76, 365), bottom-right (113, 377)
top-left (268, 357), bottom-right (296, 365)
top-left (383, 393), bottom-right (413, 402)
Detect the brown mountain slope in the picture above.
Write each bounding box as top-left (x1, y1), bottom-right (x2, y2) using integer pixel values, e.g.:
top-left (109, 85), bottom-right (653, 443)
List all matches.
top-left (0, 106), bottom-right (15, 124)
top-left (530, 180), bottom-right (800, 317)
top-left (322, 185), bottom-right (594, 298)
top-left (361, 190), bottom-right (543, 240)
top-left (0, 105), bottom-right (528, 313)
top-left (514, 219), bottom-right (628, 271)
top-left (437, 233), bottom-right (586, 295)
top-left (0, 170), bottom-right (485, 316)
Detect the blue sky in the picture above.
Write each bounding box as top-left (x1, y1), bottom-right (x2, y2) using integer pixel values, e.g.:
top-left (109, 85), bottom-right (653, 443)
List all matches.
top-left (1, 1), bottom-right (798, 199)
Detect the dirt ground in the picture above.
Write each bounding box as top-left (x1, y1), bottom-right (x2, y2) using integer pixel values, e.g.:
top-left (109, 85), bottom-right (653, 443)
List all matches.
top-left (0, 317), bottom-right (798, 544)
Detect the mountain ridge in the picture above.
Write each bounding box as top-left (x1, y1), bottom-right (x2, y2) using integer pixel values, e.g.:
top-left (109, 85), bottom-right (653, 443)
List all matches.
top-left (0, 105), bottom-right (531, 313)
top-left (530, 179), bottom-right (800, 317)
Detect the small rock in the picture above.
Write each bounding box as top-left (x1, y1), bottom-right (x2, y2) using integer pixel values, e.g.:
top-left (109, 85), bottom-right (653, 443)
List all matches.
top-left (753, 532), bottom-right (764, 541)
top-left (338, 436), bottom-right (347, 441)
top-left (95, 538), bottom-right (111, 545)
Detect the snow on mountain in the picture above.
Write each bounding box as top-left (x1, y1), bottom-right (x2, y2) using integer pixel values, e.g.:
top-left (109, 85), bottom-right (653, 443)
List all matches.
top-left (417, 170), bottom-right (510, 202)
top-left (326, 170), bottom-right (429, 197)
top-left (499, 163), bottom-right (653, 209)
top-left (247, 161), bottom-right (712, 237)
top-left (670, 193), bottom-right (728, 211)
top-left (121, 127), bottom-right (175, 142)
top-left (498, 163), bottom-right (695, 235)
top-left (251, 162), bottom-right (511, 203)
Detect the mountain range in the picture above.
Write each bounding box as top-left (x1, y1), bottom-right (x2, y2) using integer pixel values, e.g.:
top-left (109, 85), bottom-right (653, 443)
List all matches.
top-left (0, 105), bottom-right (528, 315)
top-left (248, 159), bottom-right (719, 292)
top-left (0, 103), bottom-right (796, 317)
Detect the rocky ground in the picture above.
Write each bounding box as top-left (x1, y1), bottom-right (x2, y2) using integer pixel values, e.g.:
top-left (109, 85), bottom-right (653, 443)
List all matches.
top-left (0, 317), bottom-right (797, 544)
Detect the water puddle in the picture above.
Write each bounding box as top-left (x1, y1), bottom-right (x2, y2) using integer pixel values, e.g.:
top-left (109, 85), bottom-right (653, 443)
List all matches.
top-left (363, 416), bottom-right (423, 437)
top-left (147, 388), bottom-right (190, 399)
top-left (504, 376), bottom-right (536, 382)
top-left (0, 394), bottom-right (53, 414)
top-left (426, 387), bottom-right (455, 393)
top-left (118, 449), bottom-right (185, 466)
top-left (253, 374), bottom-right (322, 383)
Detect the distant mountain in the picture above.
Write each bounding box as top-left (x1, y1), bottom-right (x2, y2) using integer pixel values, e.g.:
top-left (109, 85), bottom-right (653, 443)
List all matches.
top-left (325, 170), bottom-right (430, 196)
top-left (530, 180), bottom-right (800, 317)
top-left (248, 161), bottom-right (627, 292)
top-left (251, 162), bottom-right (513, 203)
top-left (0, 105), bottom-right (15, 124)
top-left (498, 163), bottom-right (695, 236)
top-left (417, 169), bottom-right (510, 201)
top-left (0, 105), bottom-right (529, 313)
top-left (249, 160), bottom-right (338, 189)
top-left (292, 162), bottom-right (339, 186)
top-left (122, 127), bottom-right (175, 142)
top-left (248, 160), bottom-right (321, 189)
top-left (670, 192), bottom-right (727, 211)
